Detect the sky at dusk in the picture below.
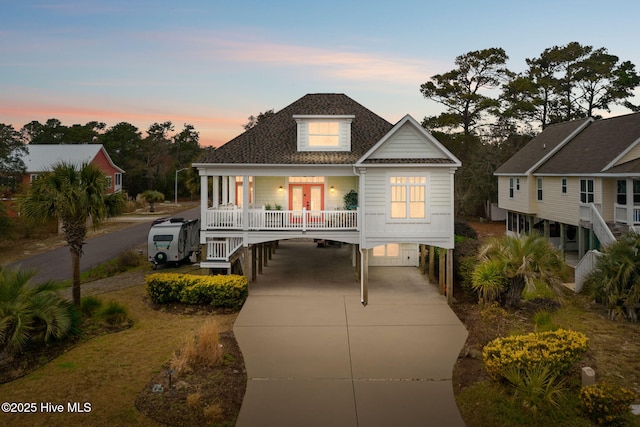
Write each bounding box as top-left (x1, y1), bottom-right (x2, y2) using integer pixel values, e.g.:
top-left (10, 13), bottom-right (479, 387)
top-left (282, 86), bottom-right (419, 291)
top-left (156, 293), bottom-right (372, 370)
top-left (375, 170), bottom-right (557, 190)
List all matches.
top-left (2, 0), bottom-right (640, 147)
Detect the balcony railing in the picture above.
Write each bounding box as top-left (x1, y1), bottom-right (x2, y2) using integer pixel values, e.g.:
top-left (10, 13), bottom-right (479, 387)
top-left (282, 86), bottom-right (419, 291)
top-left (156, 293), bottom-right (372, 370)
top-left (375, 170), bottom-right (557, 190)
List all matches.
top-left (204, 207), bottom-right (358, 231)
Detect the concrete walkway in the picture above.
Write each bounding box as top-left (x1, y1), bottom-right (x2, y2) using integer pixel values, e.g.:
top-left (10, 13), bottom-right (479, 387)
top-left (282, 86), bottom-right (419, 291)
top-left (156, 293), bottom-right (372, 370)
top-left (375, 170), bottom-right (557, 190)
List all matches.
top-left (234, 240), bottom-right (468, 426)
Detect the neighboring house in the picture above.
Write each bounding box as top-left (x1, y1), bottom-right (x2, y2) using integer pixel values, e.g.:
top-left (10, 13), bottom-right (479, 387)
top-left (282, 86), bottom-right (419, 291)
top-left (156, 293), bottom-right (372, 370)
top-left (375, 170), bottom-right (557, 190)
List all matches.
top-left (193, 93), bottom-right (461, 304)
top-left (495, 112), bottom-right (640, 290)
top-left (21, 144), bottom-right (124, 194)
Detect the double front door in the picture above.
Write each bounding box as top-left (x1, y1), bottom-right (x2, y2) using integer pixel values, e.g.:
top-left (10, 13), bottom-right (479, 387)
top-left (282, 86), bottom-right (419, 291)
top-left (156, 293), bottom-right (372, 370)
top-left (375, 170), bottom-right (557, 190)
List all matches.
top-left (289, 184), bottom-right (323, 222)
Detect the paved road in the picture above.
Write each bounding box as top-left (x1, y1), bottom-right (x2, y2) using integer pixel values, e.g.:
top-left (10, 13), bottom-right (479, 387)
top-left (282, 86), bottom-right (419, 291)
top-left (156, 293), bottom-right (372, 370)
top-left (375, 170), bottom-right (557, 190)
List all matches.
top-left (8, 207), bottom-right (199, 284)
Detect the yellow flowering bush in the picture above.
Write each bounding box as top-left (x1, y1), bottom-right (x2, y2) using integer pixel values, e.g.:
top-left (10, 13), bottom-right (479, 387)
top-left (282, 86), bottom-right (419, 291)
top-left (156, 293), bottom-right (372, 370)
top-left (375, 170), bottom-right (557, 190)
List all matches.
top-left (579, 382), bottom-right (637, 426)
top-left (482, 329), bottom-right (588, 379)
top-left (146, 273), bottom-right (248, 309)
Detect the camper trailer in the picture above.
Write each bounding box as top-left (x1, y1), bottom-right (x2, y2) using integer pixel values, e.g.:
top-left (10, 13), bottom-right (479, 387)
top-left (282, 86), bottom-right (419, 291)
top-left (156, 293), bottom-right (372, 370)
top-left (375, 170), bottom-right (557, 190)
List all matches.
top-left (148, 218), bottom-right (200, 269)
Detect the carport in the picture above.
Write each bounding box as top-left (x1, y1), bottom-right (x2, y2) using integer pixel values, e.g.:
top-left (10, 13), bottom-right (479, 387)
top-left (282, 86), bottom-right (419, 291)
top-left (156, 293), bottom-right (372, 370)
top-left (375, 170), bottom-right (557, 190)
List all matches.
top-left (233, 239), bottom-right (468, 426)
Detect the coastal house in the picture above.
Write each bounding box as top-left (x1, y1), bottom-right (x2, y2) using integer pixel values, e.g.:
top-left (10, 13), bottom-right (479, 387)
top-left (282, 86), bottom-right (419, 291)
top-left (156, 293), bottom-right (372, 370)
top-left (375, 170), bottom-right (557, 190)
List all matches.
top-left (193, 93), bottom-right (461, 304)
top-left (494, 112), bottom-right (640, 290)
top-left (21, 144), bottom-right (124, 194)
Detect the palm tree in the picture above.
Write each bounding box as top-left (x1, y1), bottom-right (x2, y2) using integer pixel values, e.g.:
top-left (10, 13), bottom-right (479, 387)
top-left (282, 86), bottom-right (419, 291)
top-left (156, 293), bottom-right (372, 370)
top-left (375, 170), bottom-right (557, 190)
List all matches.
top-left (19, 162), bottom-right (125, 306)
top-left (583, 233), bottom-right (640, 321)
top-left (0, 266), bottom-right (73, 353)
top-left (476, 233), bottom-right (565, 307)
top-left (141, 190), bottom-right (164, 212)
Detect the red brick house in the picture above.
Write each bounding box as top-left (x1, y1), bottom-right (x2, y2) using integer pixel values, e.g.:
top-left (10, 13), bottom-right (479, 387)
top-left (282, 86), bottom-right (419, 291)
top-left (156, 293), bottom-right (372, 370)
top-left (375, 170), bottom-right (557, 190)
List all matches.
top-left (22, 144), bottom-right (124, 194)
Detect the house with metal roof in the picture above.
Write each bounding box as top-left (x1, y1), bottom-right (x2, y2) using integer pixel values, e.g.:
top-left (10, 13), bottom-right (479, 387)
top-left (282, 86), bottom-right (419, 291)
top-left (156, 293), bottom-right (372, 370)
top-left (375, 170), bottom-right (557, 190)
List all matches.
top-left (495, 112), bottom-right (640, 290)
top-left (193, 93), bottom-right (461, 304)
top-left (22, 144), bottom-right (124, 194)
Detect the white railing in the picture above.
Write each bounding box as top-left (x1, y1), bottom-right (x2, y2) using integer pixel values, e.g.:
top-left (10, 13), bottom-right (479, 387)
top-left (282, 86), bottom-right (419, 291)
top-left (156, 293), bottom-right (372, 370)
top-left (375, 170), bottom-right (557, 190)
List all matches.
top-left (206, 237), bottom-right (243, 261)
top-left (613, 203), bottom-right (640, 225)
top-left (579, 203), bottom-right (615, 246)
top-left (205, 207), bottom-right (358, 231)
top-left (574, 249), bottom-right (601, 293)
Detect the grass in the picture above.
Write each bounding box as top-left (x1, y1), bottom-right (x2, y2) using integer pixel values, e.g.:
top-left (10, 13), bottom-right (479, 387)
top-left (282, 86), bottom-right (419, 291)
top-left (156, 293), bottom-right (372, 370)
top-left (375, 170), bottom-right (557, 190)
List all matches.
top-left (0, 280), bottom-right (238, 427)
top-left (78, 249), bottom-right (147, 283)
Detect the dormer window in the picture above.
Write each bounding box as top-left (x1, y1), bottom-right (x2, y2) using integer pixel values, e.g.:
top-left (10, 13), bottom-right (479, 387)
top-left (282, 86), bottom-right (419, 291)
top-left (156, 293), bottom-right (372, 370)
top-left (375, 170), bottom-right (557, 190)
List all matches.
top-left (294, 115), bottom-right (354, 152)
top-left (308, 121), bottom-right (339, 147)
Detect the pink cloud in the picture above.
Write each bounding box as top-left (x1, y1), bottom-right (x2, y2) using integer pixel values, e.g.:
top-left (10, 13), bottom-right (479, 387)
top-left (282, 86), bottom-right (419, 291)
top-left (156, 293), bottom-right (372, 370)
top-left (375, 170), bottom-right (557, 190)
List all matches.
top-left (162, 31), bottom-right (438, 85)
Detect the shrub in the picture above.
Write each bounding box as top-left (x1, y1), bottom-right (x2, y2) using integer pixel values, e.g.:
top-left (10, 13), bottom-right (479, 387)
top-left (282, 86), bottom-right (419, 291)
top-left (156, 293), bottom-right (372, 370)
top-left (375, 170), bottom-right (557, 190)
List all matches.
top-left (483, 329), bottom-right (588, 380)
top-left (0, 267), bottom-right (74, 353)
top-left (472, 259), bottom-right (507, 304)
top-left (455, 221), bottom-right (479, 240)
top-left (80, 295), bottom-right (103, 317)
top-left (501, 364), bottom-right (566, 415)
top-left (97, 301), bottom-right (129, 325)
top-left (579, 382), bottom-right (637, 426)
top-left (146, 273), bottom-right (248, 309)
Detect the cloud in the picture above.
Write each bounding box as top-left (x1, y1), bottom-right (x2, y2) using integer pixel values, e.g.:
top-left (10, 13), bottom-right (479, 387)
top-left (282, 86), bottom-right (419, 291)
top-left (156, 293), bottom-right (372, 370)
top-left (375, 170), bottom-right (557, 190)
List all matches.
top-left (166, 31), bottom-right (439, 85)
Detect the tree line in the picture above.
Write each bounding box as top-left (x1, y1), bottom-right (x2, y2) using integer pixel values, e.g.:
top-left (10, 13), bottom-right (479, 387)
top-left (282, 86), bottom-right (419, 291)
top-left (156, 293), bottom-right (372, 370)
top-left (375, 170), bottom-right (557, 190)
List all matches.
top-left (0, 119), bottom-right (207, 199)
top-left (420, 41), bottom-right (640, 217)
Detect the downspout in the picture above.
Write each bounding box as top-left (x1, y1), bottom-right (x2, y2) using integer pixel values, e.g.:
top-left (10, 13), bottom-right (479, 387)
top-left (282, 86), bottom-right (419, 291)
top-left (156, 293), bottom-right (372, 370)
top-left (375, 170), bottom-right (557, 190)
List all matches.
top-left (353, 165), bottom-right (367, 306)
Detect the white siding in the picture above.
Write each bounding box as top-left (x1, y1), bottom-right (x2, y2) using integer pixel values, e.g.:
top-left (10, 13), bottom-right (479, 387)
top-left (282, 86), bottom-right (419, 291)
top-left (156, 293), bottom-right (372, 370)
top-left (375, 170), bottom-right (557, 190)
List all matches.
top-left (361, 167), bottom-right (454, 249)
top-left (368, 123), bottom-right (442, 159)
top-left (497, 176), bottom-right (535, 214)
top-left (536, 177), bottom-right (579, 225)
top-left (326, 176), bottom-right (357, 210)
top-left (254, 176), bottom-right (287, 208)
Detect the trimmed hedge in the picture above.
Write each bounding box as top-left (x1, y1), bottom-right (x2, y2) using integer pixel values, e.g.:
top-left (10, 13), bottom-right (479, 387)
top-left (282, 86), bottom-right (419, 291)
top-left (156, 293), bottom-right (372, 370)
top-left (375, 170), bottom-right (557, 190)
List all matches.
top-left (482, 329), bottom-right (589, 379)
top-left (146, 273), bottom-right (248, 309)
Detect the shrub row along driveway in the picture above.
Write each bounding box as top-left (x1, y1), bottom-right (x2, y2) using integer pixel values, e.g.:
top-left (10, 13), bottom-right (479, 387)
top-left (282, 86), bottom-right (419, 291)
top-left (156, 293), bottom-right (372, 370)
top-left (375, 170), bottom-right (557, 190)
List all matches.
top-left (234, 240), bottom-right (468, 427)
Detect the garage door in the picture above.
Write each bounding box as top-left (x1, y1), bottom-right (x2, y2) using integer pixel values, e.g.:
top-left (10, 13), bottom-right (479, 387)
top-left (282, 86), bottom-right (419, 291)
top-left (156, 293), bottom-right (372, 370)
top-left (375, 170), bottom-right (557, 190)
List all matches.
top-left (369, 243), bottom-right (418, 266)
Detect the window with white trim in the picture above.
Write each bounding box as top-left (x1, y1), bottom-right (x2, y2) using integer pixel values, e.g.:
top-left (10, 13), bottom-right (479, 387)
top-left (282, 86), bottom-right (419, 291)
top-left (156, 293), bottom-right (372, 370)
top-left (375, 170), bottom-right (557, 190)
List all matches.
top-left (580, 179), bottom-right (594, 203)
top-left (389, 176), bottom-right (427, 220)
top-left (509, 178), bottom-right (514, 198)
top-left (561, 178), bottom-right (567, 194)
top-left (536, 177), bottom-right (543, 201)
top-left (294, 115), bottom-right (353, 152)
top-left (105, 175), bottom-right (113, 190)
top-left (308, 122), bottom-right (339, 147)
top-left (516, 177), bottom-right (520, 191)
top-left (372, 244), bottom-right (400, 257)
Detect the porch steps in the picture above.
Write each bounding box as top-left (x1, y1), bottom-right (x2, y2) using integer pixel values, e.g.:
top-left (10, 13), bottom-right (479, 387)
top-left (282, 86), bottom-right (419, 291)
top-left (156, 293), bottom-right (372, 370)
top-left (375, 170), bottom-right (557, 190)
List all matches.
top-left (606, 222), bottom-right (628, 239)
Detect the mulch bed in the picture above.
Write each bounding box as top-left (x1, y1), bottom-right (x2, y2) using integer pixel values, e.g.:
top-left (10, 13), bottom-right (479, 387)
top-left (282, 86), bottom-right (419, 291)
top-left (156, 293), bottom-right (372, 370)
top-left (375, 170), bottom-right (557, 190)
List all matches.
top-left (134, 331), bottom-right (246, 427)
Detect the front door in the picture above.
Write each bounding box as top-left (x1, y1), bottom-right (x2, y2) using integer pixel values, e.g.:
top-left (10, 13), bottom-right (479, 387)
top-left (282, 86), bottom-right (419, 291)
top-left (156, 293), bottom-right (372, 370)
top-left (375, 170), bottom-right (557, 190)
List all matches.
top-left (289, 184), bottom-right (323, 222)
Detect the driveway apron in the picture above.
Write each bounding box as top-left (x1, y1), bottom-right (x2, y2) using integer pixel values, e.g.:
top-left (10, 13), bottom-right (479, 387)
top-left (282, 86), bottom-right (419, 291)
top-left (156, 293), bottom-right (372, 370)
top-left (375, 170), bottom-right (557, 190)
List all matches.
top-left (234, 240), bottom-right (468, 427)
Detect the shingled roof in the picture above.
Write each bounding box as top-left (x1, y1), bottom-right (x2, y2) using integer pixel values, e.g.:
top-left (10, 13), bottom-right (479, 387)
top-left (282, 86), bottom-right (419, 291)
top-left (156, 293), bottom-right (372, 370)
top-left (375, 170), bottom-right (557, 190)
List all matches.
top-left (199, 93), bottom-right (394, 165)
top-left (494, 118), bottom-right (590, 175)
top-left (535, 112), bottom-right (640, 174)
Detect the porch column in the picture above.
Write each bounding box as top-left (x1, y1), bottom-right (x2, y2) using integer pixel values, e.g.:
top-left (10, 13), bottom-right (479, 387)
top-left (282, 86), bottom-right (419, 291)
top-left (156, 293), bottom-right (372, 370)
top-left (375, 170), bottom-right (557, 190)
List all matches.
top-left (627, 178), bottom-right (634, 226)
top-left (578, 227), bottom-right (585, 258)
top-left (439, 248), bottom-right (445, 294)
top-left (360, 247), bottom-right (368, 306)
top-left (543, 220), bottom-right (550, 238)
top-left (228, 176), bottom-right (236, 205)
top-left (428, 246), bottom-right (435, 283)
top-left (251, 245), bottom-right (257, 282)
top-left (212, 176), bottom-right (219, 207)
top-left (242, 175), bottom-right (249, 230)
top-left (559, 223), bottom-right (566, 258)
top-left (200, 174), bottom-right (208, 228)
top-left (221, 176), bottom-right (229, 205)
top-left (257, 244), bottom-right (263, 275)
top-left (446, 248), bottom-right (454, 304)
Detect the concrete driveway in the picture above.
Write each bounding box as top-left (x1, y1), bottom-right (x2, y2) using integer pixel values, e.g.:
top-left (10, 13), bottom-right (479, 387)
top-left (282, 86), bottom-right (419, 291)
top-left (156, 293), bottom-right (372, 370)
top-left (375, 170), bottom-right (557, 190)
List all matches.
top-left (233, 240), bottom-right (468, 427)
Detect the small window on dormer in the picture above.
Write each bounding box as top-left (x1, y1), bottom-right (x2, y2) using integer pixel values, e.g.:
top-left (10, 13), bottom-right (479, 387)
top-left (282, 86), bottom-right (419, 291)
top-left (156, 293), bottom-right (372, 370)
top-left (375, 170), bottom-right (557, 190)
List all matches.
top-left (294, 115), bottom-right (353, 152)
top-left (308, 122), bottom-right (339, 147)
